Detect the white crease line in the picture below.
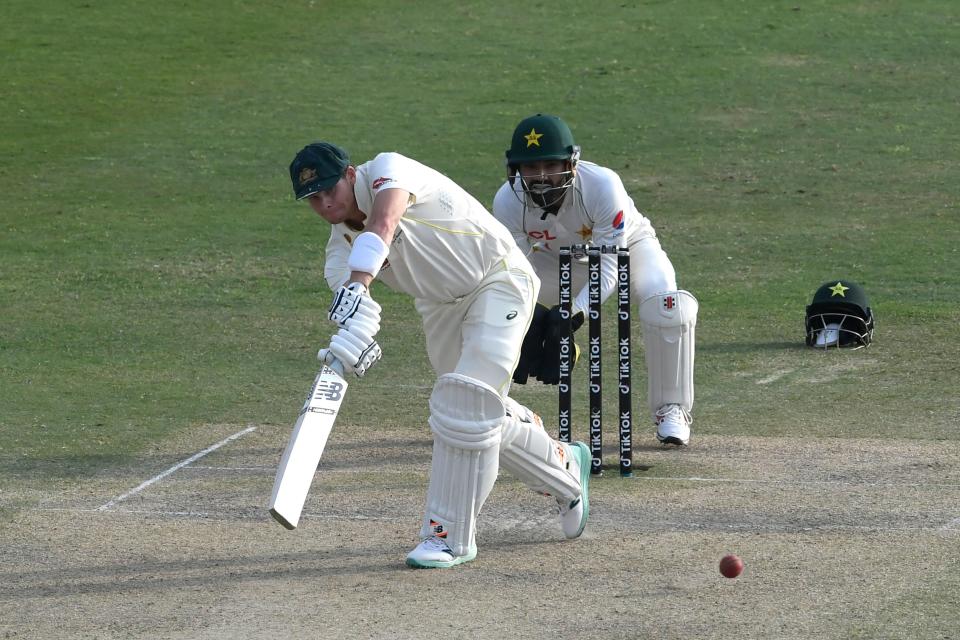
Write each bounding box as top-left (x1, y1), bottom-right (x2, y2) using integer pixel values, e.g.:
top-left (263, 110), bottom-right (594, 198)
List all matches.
top-left (39, 507), bottom-right (407, 522)
top-left (632, 475), bottom-right (960, 489)
top-left (30, 507), bottom-right (960, 533)
top-left (302, 513), bottom-right (407, 522)
top-left (185, 465), bottom-right (406, 474)
top-left (188, 465), bottom-right (274, 471)
top-left (97, 426), bottom-right (257, 511)
top-left (158, 467), bottom-right (960, 488)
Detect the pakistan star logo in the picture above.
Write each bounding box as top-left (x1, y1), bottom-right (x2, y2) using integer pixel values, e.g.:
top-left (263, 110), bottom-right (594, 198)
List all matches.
top-left (524, 128), bottom-right (544, 147)
top-left (829, 282), bottom-right (849, 297)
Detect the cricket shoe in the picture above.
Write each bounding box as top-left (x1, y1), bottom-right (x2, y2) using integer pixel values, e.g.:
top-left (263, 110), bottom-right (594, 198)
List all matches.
top-left (504, 396), bottom-right (544, 429)
top-left (557, 441), bottom-right (591, 539)
top-left (655, 404), bottom-right (691, 446)
top-left (405, 536), bottom-right (477, 569)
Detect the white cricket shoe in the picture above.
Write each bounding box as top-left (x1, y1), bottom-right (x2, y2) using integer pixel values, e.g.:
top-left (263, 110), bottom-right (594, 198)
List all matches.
top-left (655, 404), bottom-right (692, 446)
top-left (557, 441), bottom-right (591, 539)
top-left (405, 536), bottom-right (477, 569)
top-left (504, 396), bottom-right (544, 429)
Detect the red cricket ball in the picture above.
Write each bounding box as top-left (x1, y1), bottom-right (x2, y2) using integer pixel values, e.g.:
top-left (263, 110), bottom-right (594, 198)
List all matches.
top-left (719, 554), bottom-right (744, 578)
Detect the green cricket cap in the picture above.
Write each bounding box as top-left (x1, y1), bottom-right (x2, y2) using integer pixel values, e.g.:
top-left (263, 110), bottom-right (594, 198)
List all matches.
top-left (290, 142), bottom-right (350, 200)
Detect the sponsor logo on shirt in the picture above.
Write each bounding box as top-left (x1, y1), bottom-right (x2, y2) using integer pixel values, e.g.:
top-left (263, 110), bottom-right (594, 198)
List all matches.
top-left (528, 229), bottom-right (557, 251)
top-left (527, 230), bottom-right (557, 240)
top-left (372, 176), bottom-right (395, 190)
top-left (612, 210), bottom-right (624, 230)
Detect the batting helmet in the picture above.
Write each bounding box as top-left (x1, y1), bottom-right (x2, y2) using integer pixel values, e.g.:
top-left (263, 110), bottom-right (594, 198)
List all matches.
top-left (805, 280), bottom-right (875, 349)
top-left (505, 113), bottom-right (581, 168)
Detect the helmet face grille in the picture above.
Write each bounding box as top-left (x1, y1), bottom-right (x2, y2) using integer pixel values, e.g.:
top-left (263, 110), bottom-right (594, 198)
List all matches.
top-left (805, 312), bottom-right (874, 349)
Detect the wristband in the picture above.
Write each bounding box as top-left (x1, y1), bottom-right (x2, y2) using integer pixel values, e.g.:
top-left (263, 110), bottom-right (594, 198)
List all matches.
top-left (347, 232), bottom-right (390, 278)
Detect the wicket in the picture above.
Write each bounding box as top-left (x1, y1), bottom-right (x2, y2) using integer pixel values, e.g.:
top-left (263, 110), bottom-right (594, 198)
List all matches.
top-left (558, 244), bottom-right (633, 477)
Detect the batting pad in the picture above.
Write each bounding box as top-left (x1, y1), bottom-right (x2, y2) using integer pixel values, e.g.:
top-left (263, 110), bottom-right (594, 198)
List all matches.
top-left (421, 374), bottom-right (504, 556)
top-left (638, 290), bottom-right (698, 417)
top-left (499, 402), bottom-right (581, 501)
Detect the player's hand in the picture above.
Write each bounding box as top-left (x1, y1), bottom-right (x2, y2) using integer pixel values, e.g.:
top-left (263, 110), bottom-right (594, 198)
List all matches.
top-left (512, 303), bottom-right (550, 385)
top-left (318, 325), bottom-right (382, 378)
top-left (329, 282), bottom-right (382, 333)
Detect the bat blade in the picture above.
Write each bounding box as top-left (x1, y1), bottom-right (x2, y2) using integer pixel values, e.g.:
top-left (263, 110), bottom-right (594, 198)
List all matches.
top-left (268, 365), bottom-right (348, 529)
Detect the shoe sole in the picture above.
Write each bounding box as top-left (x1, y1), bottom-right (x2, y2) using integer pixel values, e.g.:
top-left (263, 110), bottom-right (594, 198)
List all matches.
top-left (656, 425), bottom-right (691, 446)
top-left (405, 547), bottom-right (477, 569)
top-left (569, 441), bottom-right (591, 538)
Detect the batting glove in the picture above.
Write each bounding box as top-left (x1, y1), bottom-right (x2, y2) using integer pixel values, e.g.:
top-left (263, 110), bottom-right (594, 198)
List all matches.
top-left (318, 326), bottom-right (382, 378)
top-left (329, 282), bottom-right (382, 332)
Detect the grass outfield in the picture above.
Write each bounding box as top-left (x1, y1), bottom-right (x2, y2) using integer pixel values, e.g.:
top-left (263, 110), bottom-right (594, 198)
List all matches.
top-left (1, 1), bottom-right (958, 637)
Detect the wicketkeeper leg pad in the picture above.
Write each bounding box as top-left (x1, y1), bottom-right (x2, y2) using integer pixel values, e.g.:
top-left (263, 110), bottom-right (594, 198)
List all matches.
top-left (421, 374), bottom-right (504, 557)
top-left (638, 290), bottom-right (698, 417)
top-left (498, 398), bottom-right (581, 501)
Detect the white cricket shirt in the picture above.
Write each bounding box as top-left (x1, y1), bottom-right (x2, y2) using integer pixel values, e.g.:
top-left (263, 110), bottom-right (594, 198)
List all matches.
top-left (324, 152), bottom-right (520, 302)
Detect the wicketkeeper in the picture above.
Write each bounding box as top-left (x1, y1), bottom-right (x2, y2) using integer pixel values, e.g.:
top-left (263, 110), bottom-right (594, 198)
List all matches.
top-left (289, 142), bottom-right (591, 568)
top-left (492, 114), bottom-right (699, 446)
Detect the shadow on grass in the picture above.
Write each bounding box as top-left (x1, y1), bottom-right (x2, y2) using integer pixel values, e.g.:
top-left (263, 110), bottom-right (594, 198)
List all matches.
top-left (2, 453), bottom-right (131, 480)
top-left (1, 437), bottom-right (437, 480)
top-left (697, 340), bottom-right (804, 353)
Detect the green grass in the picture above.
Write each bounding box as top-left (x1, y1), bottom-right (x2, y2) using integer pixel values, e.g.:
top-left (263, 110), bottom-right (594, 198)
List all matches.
top-left (2, 0), bottom-right (958, 474)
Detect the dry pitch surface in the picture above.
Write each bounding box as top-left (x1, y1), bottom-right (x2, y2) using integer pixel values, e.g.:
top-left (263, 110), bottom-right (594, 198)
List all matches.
top-left (3, 423), bottom-right (959, 639)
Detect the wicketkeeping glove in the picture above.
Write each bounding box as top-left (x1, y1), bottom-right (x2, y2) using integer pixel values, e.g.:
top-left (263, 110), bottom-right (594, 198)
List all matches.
top-left (534, 305), bottom-right (585, 385)
top-left (512, 303), bottom-right (550, 385)
top-left (545, 305), bottom-right (585, 342)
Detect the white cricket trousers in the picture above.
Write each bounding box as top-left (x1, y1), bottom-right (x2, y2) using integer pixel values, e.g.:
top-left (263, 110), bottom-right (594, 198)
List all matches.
top-left (415, 247), bottom-right (540, 397)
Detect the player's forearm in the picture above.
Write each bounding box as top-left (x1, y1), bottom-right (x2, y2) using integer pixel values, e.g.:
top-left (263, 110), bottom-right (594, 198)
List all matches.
top-left (364, 188), bottom-right (410, 245)
top-left (573, 253), bottom-right (618, 311)
top-left (348, 271), bottom-right (375, 288)
top-left (346, 188), bottom-right (409, 284)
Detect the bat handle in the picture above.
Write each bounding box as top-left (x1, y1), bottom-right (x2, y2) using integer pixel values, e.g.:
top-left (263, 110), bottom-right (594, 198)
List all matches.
top-left (326, 358), bottom-right (346, 377)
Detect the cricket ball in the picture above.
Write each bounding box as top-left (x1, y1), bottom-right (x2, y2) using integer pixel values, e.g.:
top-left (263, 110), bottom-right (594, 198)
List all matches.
top-left (719, 554), bottom-right (744, 579)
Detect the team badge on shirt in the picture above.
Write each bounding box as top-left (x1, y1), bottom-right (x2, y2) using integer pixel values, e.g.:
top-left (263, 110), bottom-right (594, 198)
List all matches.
top-left (612, 210), bottom-right (624, 230)
top-left (372, 176), bottom-right (395, 190)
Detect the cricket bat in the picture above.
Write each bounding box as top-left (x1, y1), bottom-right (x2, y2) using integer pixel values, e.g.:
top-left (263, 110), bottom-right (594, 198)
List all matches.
top-left (268, 362), bottom-right (348, 529)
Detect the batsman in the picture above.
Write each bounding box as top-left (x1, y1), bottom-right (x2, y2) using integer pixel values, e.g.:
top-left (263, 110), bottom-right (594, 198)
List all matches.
top-left (289, 142), bottom-right (591, 569)
top-left (492, 114), bottom-right (699, 446)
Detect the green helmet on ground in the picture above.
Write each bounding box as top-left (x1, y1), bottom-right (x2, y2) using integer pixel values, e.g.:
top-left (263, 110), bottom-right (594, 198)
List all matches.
top-left (805, 279), bottom-right (875, 348)
top-left (505, 114), bottom-right (581, 168)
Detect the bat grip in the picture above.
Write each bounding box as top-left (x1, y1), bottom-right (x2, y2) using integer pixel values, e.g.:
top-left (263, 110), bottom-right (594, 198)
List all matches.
top-left (326, 358), bottom-right (346, 377)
